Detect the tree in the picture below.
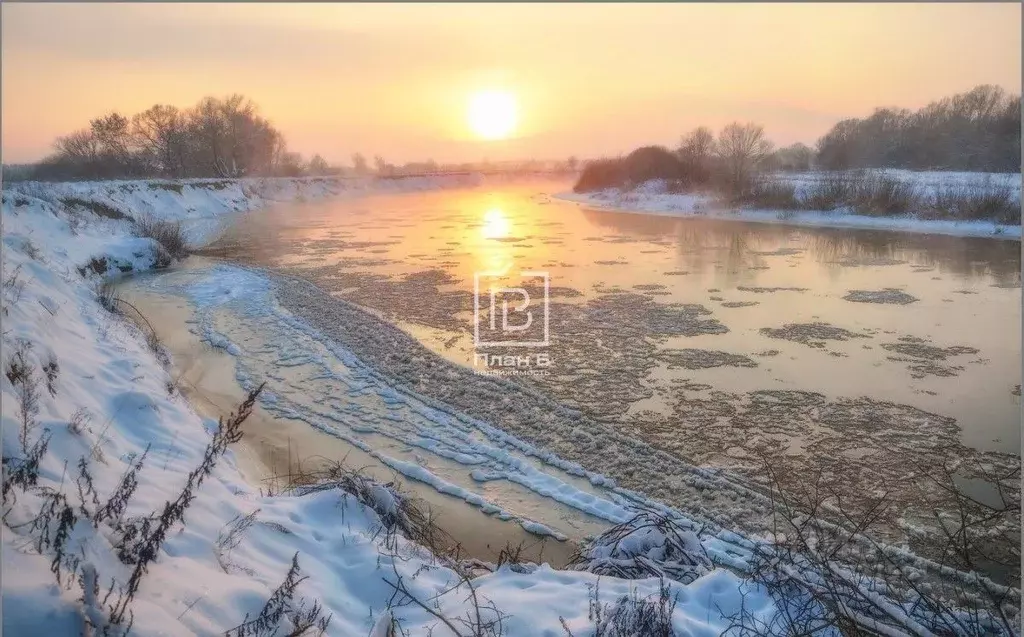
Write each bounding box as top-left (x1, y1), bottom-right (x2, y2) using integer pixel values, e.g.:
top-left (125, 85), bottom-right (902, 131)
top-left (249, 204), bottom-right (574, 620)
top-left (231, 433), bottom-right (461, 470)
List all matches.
top-left (188, 97), bottom-right (228, 177)
top-left (351, 153), bottom-right (368, 175)
top-left (677, 126), bottom-right (717, 184)
top-left (815, 85), bottom-right (1021, 171)
top-left (90, 112), bottom-right (141, 176)
top-left (277, 152), bottom-right (305, 177)
top-left (308, 154), bottom-right (330, 176)
top-left (716, 122), bottom-right (773, 196)
top-left (773, 142), bottom-right (814, 172)
top-left (132, 105), bottom-right (187, 177)
top-left (622, 146), bottom-right (681, 185)
top-left (38, 94), bottom-right (309, 180)
top-left (374, 155), bottom-right (390, 175)
top-left (54, 129), bottom-right (100, 165)
top-left (567, 156), bottom-right (579, 172)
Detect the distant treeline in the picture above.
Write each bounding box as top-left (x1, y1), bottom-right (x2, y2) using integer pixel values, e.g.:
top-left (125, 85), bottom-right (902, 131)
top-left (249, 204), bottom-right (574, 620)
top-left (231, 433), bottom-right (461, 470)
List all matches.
top-left (817, 85), bottom-right (1020, 172)
top-left (17, 95), bottom-right (581, 182)
top-left (28, 94), bottom-right (334, 181)
top-left (575, 85), bottom-right (1021, 196)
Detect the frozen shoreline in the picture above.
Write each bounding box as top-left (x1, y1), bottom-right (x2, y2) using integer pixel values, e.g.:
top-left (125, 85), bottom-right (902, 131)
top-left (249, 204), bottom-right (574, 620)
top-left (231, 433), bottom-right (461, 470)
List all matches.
top-left (556, 184), bottom-right (1022, 240)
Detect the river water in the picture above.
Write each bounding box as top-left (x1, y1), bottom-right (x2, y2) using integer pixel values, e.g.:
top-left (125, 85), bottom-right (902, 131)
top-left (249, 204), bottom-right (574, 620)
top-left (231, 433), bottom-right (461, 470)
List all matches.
top-left (121, 179), bottom-right (1021, 577)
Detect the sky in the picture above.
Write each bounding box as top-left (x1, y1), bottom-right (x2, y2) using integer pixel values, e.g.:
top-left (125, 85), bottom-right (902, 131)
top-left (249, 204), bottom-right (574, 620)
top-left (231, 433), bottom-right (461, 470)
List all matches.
top-left (2, 3), bottom-right (1021, 165)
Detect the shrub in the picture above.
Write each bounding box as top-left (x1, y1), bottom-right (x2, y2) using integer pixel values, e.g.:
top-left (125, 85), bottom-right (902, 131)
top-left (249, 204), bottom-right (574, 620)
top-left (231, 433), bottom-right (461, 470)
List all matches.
top-left (574, 148), bottom-right (688, 193)
top-left (96, 280), bottom-right (121, 313)
top-left (561, 578), bottom-right (679, 637)
top-left (738, 177), bottom-right (800, 210)
top-left (568, 507), bottom-right (711, 585)
top-left (850, 175), bottom-right (920, 216)
top-left (2, 431), bottom-right (51, 507)
top-left (59, 197), bottom-right (127, 221)
top-left (5, 339), bottom-right (41, 451)
top-left (109, 384), bottom-right (264, 625)
top-left (226, 552), bottom-right (332, 637)
top-left (42, 353), bottom-right (59, 397)
top-left (622, 146), bottom-right (682, 187)
top-left (574, 158), bottom-right (627, 193)
top-left (800, 172), bottom-right (860, 211)
top-left (287, 461), bottom-right (446, 555)
top-left (929, 179), bottom-right (1020, 223)
top-left (149, 182), bottom-right (183, 194)
top-left (2, 263), bottom-right (25, 314)
top-left (133, 216), bottom-right (189, 266)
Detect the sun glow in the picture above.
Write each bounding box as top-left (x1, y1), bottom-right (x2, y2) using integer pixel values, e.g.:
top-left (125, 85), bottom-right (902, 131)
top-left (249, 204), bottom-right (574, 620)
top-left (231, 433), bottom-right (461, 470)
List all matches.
top-left (467, 90), bottom-right (517, 140)
top-left (481, 207), bottom-right (511, 239)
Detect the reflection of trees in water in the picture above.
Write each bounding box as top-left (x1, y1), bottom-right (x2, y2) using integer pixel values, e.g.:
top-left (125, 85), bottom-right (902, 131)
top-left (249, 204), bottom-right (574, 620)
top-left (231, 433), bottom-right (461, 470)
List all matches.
top-left (906, 236), bottom-right (1020, 284)
top-left (808, 229), bottom-right (1021, 284)
top-left (807, 229), bottom-right (897, 265)
top-left (583, 208), bottom-right (1021, 285)
top-left (579, 208), bottom-right (681, 237)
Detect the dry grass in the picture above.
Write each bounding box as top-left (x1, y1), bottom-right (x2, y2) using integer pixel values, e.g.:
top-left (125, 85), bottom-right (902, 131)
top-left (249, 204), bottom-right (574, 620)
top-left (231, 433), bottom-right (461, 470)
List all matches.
top-left (928, 179), bottom-right (1020, 223)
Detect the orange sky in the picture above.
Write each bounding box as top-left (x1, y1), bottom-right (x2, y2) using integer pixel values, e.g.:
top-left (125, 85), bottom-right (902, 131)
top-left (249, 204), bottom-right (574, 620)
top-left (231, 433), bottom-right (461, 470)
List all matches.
top-left (2, 3), bottom-right (1020, 165)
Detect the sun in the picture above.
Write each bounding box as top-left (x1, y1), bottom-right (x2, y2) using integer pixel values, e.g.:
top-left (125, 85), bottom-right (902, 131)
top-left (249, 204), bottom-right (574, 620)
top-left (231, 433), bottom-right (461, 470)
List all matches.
top-left (467, 90), bottom-right (517, 140)
top-left (481, 207), bottom-right (510, 239)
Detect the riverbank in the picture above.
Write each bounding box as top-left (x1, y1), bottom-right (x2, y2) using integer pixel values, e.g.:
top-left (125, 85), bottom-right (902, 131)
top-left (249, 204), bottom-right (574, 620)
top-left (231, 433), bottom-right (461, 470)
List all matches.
top-left (557, 172), bottom-right (1022, 239)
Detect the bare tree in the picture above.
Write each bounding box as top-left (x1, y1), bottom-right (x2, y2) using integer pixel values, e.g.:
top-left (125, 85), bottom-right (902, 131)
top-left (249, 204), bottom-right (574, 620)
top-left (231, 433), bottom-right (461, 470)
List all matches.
top-left (38, 95), bottom-right (342, 180)
top-left (716, 122), bottom-right (774, 196)
top-left (677, 126), bottom-right (717, 184)
top-left (218, 94), bottom-right (259, 177)
top-left (816, 85), bottom-right (1021, 171)
top-left (351, 153), bottom-right (368, 175)
top-left (307, 154), bottom-right (329, 176)
top-left (278, 152), bottom-right (305, 177)
top-left (773, 142), bottom-right (814, 172)
top-left (54, 130), bottom-right (100, 165)
top-left (132, 105), bottom-right (187, 178)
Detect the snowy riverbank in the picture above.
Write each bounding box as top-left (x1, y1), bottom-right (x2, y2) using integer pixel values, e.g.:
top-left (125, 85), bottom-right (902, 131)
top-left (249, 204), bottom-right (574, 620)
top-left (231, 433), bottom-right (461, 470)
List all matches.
top-left (1, 177), bottom-right (778, 635)
top-left (557, 171), bottom-right (1022, 239)
top-left (3, 176), bottom-right (1016, 636)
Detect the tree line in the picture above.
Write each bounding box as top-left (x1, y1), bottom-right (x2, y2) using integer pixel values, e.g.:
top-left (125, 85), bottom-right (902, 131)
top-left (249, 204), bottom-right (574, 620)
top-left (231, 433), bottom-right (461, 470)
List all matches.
top-left (574, 84), bottom-right (1020, 195)
top-left (816, 85), bottom-right (1020, 172)
top-left (575, 122), bottom-right (790, 195)
top-left (30, 94), bottom-right (335, 181)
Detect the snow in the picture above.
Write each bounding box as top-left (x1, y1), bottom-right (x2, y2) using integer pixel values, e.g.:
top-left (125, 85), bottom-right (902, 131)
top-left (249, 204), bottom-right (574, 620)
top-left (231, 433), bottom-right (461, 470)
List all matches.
top-left (558, 170), bottom-right (1022, 239)
top-left (1, 177), bottom-right (779, 636)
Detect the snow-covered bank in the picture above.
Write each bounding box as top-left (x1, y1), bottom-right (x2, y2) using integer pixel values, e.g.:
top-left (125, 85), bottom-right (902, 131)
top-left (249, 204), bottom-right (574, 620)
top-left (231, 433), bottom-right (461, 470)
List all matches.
top-left (3, 175), bottom-right (483, 272)
top-left (1, 178), bottom-right (778, 635)
top-left (558, 172), bottom-right (1022, 239)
